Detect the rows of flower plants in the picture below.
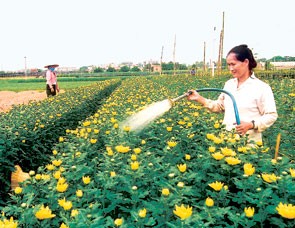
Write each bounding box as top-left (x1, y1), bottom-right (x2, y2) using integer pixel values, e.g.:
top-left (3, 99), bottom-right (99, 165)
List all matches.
top-left (1, 74), bottom-right (294, 227)
top-left (0, 79), bottom-right (121, 205)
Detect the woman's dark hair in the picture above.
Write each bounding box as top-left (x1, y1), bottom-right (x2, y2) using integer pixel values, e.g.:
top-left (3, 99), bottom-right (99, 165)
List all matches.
top-left (227, 44), bottom-right (257, 71)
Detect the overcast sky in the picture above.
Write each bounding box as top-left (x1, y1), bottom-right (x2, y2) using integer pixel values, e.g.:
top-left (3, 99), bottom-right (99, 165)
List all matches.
top-left (1, 0), bottom-right (295, 71)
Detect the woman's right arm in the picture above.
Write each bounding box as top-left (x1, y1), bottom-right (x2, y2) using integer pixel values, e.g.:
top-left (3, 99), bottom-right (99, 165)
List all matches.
top-left (187, 90), bottom-right (224, 113)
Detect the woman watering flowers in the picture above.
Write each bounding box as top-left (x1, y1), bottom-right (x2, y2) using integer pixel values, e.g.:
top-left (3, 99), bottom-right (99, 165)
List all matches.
top-left (187, 44), bottom-right (278, 143)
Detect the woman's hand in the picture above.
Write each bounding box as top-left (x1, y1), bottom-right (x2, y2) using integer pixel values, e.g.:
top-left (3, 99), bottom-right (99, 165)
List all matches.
top-left (235, 121), bottom-right (254, 135)
top-left (186, 90), bottom-right (200, 101)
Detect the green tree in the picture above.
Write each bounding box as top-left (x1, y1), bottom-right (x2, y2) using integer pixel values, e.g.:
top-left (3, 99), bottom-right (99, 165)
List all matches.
top-left (106, 67), bottom-right (116, 72)
top-left (79, 66), bottom-right (88, 72)
top-left (177, 63), bottom-right (188, 70)
top-left (93, 67), bottom-right (104, 73)
top-left (119, 65), bottom-right (130, 72)
top-left (143, 63), bottom-right (152, 72)
top-left (131, 66), bottom-right (141, 72)
top-left (162, 62), bottom-right (174, 71)
top-left (264, 61), bottom-right (272, 70)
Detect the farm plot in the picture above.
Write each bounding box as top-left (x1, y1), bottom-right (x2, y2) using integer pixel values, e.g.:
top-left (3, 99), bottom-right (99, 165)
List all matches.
top-left (0, 75), bottom-right (294, 227)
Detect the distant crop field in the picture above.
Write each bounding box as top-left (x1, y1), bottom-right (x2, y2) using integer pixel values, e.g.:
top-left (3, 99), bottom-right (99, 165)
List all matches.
top-left (0, 77), bottom-right (113, 91)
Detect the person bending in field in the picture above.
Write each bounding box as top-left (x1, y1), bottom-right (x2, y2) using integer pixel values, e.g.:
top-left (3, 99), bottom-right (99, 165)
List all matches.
top-left (187, 44), bottom-right (278, 144)
top-left (45, 64), bottom-right (60, 97)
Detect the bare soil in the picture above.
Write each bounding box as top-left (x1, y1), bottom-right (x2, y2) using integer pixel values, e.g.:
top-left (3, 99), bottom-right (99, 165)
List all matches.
top-left (0, 90), bottom-right (48, 113)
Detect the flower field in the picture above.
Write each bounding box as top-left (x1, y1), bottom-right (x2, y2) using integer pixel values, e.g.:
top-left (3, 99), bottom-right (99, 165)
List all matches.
top-left (0, 74), bottom-right (294, 227)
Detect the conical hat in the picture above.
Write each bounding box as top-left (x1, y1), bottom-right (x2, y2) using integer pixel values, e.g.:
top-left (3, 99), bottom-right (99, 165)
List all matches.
top-left (44, 64), bottom-right (59, 68)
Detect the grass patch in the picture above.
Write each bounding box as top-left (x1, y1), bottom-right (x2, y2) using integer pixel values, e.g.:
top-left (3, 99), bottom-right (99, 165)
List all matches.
top-left (0, 77), bottom-right (117, 92)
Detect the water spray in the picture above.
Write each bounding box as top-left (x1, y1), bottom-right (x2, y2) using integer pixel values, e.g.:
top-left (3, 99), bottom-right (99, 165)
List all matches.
top-left (120, 88), bottom-right (240, 133)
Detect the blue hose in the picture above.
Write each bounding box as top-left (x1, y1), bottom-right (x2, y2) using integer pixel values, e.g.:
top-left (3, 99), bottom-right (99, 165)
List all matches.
top-left (196, 88), bottom-right (241, 125)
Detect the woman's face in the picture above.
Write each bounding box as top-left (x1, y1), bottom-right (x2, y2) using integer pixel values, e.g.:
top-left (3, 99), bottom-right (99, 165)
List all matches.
top-left (226, 53), bottom-right (250, 79)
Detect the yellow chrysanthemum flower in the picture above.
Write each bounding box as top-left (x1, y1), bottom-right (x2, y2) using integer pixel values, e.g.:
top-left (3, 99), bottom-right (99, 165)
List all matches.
top-left (71, 209), bottom-right (79, 217)
top-left (177, 182), bottom-right (185, 188)
top-left (115, 145), bottom-right (130, 153)
top-left (206, 133), bottom-right (215, 140)
top-left (162, 188), bottom-right (170, 196)
top-left (35, 205), bottom-right (56, 220)
top-left (114, 218), bottom-right (123, 226)
top-left (138, 208), bottom-right (147, 218)
top-left (185, 154), bottom-right (191, 160)
top-left (14, 187), bottom-right (23, 194)
top-left (76, 189), bottom-right (83, 197)
top-left (53, 171), bottom-right (61, 179)
top-left (131, 161), bottom-right (139, 170)
top-left (261, 173), bottom-right (278, 183)
top-left (214, 123), bottom-right (220, 128)
top-left (0, 217), bottom-right (18, 228)
top-left (58, 177), bottom-right (66, 184)
top-left (276, 202), bottom-right (295, 219)
top-left (221, 147), bottom-right (236, 156)
top-left (133, 148), bottom-right (141, 154)
top-left (213, 137), bottom-right (223, 144)
top-left (46, 164), bottom-right (55, 171)
top-left (90, 138), bottom-right (97, 144)
top-left (256, 141), bottom-right (263, 147)
top-left (83, 121), bottom-right (91, 127)
top-left (173, 204), bottom-right (193, 220)
top-left (82, 176), bottom-right (91, 184)
top-left (123, 126), bottom-right (131, 132)
top-left (290, 168), bottom-right (295, 178)
top-left (244, 163), bottom-right (255, 176)
top-left (225, 157), bottom-right (241, 165)
top-left (211, 152), bottom-right (224, 160)
top-left (56, 182), bottom-right (68, 193)
top-left (208, 181), bottom-right (224, 191)
top-left (41, 174), bottom-right (50, 180)
top-left (167, 141), bottom-right (177, 147)
top-left (131, 154), bottom-right (137, 161)
top-left (35, 174), bottom-right (42, 180)
top-left (208, 146), bottom-right (216, 153)
top-left (94, 129), bottom-right (100, 134)
top-left (60, 222), bottom-right (69, 228)
top-left (244, 207), bottom-right (255, 218)
top-left (177, 164), bottom-right (187, 173)
top-left (58, 198), bottom-right (73, 211)
top-left (110, 171), bottom-right (116, 177)
top-left (205, 197), bottom-right (214, 207)
top-left (52, 159), bottom-right (62, 167)
top-left (106, 147), bottom-right (114, 156)
top-left (166, 126), bottom-right (173, 132)
top-left (238, 146), bottom-right (248, 153)
top-left (178, 120), bottom-right (186, 125)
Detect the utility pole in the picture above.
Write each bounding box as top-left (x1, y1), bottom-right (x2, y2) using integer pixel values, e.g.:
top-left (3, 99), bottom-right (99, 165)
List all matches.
top-left (203, 41), bottom-right (206, 72)
top-left (24, 56), bottom-right (27, 77)
top-left (160, 46), bottom-right (164, 75)
top-left (217, 11), bottom-right (225, 75)
top-left (211, 27), bottom-right (216, 77)
top-left (173, 34), bottom-right (176, 75)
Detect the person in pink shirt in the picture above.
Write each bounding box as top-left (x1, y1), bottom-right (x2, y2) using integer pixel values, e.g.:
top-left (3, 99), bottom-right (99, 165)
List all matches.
top-left (45, 64), bottom-right (60, 97)
top-left (187, 44), bottom-right (278, 143)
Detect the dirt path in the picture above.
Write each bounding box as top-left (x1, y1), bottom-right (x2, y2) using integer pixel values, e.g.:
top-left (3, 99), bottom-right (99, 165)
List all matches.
top-left (0, 91), bottom-right (48, 113)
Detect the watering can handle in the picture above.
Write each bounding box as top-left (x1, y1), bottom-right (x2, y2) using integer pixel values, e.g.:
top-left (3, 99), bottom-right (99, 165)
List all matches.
top-left (195, 88), bottom-right (241, 125)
